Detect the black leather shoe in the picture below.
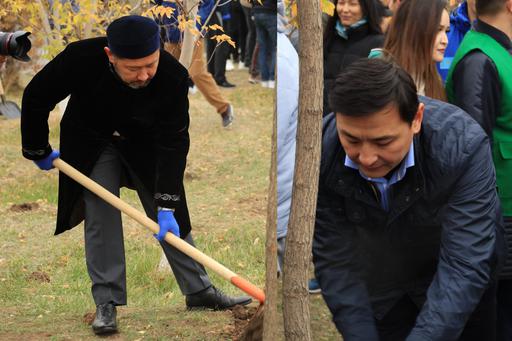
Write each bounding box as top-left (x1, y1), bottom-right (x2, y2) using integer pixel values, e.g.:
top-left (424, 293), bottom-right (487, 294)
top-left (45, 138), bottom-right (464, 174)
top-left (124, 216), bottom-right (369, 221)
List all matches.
top-left (186, 286), bottom-right (252, 310)
top-left (92, 303), bottom-right (117, 335)
top-left (217, 80), bottom-right (236, 88)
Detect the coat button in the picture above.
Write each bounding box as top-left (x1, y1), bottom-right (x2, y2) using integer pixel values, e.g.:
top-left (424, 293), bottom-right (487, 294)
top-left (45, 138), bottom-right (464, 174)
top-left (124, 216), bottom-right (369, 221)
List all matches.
top-left (405, 196), bottom-right (410, 202)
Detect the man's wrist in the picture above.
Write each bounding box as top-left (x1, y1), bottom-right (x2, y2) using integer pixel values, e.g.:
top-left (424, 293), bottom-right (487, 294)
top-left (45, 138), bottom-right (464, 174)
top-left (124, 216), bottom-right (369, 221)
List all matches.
top-left (158, 206), bottom-right (175, 212)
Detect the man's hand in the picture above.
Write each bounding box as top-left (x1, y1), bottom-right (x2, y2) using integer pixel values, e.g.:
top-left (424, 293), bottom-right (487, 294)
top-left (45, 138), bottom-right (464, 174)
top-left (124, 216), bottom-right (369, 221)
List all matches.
top-left (34, 150), bottom-right (60, 170)
top-left (155, 209), bottom-right (180, 241)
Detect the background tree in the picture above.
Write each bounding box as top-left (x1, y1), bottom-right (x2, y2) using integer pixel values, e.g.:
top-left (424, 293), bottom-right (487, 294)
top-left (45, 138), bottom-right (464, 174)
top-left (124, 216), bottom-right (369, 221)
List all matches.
top-left (0, 0), bottom-right (133, 92)
top-left (282, 0), bottom-right (323, 340)
top-left (262, 94), bottom-right (278, 340)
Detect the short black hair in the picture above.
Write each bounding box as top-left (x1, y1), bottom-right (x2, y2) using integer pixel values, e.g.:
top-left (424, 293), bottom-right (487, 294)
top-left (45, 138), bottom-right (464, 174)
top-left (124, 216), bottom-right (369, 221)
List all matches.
top-left (476, 0), bottom-right (507, 16)
top-left (329, 58), bottom-right (419, 124)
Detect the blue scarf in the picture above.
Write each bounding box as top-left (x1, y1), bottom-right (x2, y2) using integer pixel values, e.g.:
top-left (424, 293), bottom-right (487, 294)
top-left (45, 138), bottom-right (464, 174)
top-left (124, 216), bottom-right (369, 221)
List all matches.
top-left (335, 18), bottom-right (368, 40)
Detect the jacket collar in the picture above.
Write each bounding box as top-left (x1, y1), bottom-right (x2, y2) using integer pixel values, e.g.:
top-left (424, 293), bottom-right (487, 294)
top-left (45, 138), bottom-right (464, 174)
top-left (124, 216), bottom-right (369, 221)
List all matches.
top-left (474, 19), bottom-right (512, 52)
top-left (335, 18), bottom-right (368, 40)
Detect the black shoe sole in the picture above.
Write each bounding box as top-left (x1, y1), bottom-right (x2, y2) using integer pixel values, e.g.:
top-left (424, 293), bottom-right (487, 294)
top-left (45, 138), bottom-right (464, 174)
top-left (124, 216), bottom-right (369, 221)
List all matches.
top-left (92, 326), bottom-right (118, 335)
top-left (186, 298), bottom-right (253, 311)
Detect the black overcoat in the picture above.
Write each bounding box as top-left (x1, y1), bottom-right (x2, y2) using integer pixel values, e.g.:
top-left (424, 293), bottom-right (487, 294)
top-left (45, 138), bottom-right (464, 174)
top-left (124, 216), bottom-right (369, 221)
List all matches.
top-left (323, 24), bottom-right (383, 115)
top-left (21, 37), bottom-right (193, 237)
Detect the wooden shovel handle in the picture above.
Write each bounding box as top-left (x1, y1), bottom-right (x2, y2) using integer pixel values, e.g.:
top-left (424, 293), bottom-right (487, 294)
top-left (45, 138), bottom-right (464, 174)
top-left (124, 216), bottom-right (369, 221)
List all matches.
top-left (52, 158), bottom-right (265, 304)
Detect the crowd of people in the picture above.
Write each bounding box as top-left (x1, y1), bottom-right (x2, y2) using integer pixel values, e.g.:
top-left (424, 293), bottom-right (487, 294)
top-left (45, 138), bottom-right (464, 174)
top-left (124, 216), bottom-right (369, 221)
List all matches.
top-left (278, 0), bottom-right (511, 339)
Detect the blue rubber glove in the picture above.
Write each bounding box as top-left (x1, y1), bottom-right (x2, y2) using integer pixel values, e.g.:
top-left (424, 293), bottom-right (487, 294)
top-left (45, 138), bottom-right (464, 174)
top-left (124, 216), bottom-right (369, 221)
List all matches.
top-left (154, 209), bottom-right (180, 241)
top-left (34, 150), bottom-right (60, 170)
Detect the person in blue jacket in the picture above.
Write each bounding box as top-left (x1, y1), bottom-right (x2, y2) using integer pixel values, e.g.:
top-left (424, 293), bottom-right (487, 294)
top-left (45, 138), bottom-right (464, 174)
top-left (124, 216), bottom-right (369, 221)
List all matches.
top-left (437, 0), bottom-right (476, 82)
top-left (314, 57), bottom-right (504, 341)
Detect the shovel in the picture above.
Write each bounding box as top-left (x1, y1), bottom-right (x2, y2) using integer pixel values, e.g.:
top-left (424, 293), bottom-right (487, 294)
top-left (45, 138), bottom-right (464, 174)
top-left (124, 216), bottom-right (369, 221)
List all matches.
top-left (0, 77), bottom-right (21, 119)
top-left (52, 158), bottom-right (266, 304)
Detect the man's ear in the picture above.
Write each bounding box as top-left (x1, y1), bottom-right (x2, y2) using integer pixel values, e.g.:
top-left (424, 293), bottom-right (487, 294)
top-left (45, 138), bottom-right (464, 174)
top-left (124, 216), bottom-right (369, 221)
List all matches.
top-left (412, 103), bottom-right (424, 134)
top-left (104, 47), bottom-right (115, 64)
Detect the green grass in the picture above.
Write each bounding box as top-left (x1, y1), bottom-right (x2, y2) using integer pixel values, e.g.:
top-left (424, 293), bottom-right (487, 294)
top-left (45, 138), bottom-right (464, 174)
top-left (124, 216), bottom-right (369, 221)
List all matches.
top-left (0, 69), bottom-right (339, 340)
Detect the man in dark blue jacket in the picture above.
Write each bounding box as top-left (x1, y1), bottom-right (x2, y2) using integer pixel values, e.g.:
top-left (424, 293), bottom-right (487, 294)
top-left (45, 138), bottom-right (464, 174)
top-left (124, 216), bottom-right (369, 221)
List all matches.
top-left (313, 58), bottom-right (504, 341)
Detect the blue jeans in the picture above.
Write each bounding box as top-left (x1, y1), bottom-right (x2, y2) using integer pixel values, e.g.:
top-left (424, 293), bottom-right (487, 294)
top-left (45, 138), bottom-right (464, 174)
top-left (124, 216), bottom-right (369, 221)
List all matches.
top-left (254, 12), bottom-right (276, 81)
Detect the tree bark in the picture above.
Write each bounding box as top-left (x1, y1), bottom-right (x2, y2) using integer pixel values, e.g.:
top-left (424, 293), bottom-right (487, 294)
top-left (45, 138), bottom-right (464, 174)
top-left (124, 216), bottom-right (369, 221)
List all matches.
top-left (263, 92), bottom-right (279, 340)
top-left (282, 0), bottom-right (323, 340)
top-left (177, 0), bottom-right (199, 70)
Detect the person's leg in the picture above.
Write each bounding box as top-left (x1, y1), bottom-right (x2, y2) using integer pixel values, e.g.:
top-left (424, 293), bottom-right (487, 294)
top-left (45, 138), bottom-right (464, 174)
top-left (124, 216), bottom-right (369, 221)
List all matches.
top-left (250, 43), bottom-right (260, 81)
top-left (134, 178), bottom-right (251, 309)
top-left (205, 14), bottom-right (220, 78)
top-left (242, 6), bottom-right (256, 68)
top-left (188, 40), bottom-right (230, 114)
top-left (212, 12), bottom-right (229, 84)
top-left (233, 1), bottom-right (247, 64)
top-left (375, 295), bottom-right (418, 341)
top-left (228, 4), bottom-right (240, 63)
top-left (136, 183), bottom-right (211, 295)
top-left (264, 12), bottom-right (277, 81)
top-left (84, 145), bottom-right (126, 306)
top-left (459, 283), bottom-right (497, 341)
top-left (254, 13), bottom-right (269, 81)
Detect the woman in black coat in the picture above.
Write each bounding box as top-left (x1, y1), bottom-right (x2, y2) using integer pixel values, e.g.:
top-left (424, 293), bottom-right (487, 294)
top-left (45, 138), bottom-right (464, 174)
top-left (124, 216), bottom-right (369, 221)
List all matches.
top-left (323, 0), bottom-right (384, 115)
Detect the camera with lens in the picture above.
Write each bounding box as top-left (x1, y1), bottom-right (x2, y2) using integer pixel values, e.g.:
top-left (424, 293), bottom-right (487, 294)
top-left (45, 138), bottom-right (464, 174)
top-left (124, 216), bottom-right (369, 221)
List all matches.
top-left (0, 31), bottom-right (32, 61)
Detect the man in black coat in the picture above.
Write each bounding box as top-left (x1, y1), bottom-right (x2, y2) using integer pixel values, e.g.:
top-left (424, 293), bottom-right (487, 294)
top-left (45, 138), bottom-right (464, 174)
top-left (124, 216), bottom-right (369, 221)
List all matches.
top-left (314, 58), bottom-right (504, 340)
top-left (20, 15), bottom-right (250, 335)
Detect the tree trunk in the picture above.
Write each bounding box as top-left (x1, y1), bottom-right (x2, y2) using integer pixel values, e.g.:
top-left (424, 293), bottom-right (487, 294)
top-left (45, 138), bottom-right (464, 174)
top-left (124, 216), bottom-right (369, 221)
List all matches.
top-left (282, 0), bottom-right (323, 340)
top-left (178, 0), bottom-right (199, 69)
top-left (263, 94), bottom-right (279, 340)
top-left (158, 0), bottom-right (199, 273)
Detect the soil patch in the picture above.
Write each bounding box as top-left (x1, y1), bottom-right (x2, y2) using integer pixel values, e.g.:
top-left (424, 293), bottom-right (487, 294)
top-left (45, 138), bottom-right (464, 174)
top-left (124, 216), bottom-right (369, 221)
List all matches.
top-left (229, 305), bottom-right (261, 341)
top-left (27, 271), bottom-right (50, 283)
top-left (10, 202), bottom-right (39, 212)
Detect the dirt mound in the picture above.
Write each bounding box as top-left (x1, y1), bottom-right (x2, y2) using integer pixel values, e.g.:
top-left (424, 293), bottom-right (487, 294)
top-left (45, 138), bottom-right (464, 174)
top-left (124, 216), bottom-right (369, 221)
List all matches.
top-left (230, 305), bottom-right (262, 341)
top-left (10, 202), bottom-right (40, 212)
top-left (27, 271), bottom-right (50, 283)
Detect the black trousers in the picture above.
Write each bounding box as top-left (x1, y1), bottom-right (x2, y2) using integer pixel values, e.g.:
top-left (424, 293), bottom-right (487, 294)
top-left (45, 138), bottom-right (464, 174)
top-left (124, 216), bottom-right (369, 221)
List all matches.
top-left (242, 6), bottom-right (256, 68)
top-left (206, 11), bottom-right (229, 84)
top-left (377, 285), bottom-right (497, 341)
top-left (230, 0), bottom-right (247, 62)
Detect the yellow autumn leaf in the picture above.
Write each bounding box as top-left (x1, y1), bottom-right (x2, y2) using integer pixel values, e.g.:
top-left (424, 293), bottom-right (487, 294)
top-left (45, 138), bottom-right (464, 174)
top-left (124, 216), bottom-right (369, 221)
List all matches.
top-left (208, 24), bottom-right (224, 32)
top-left (321, 0), bottom-right (335, 16)
top-left (210, 34), bottom-right (236, 49)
